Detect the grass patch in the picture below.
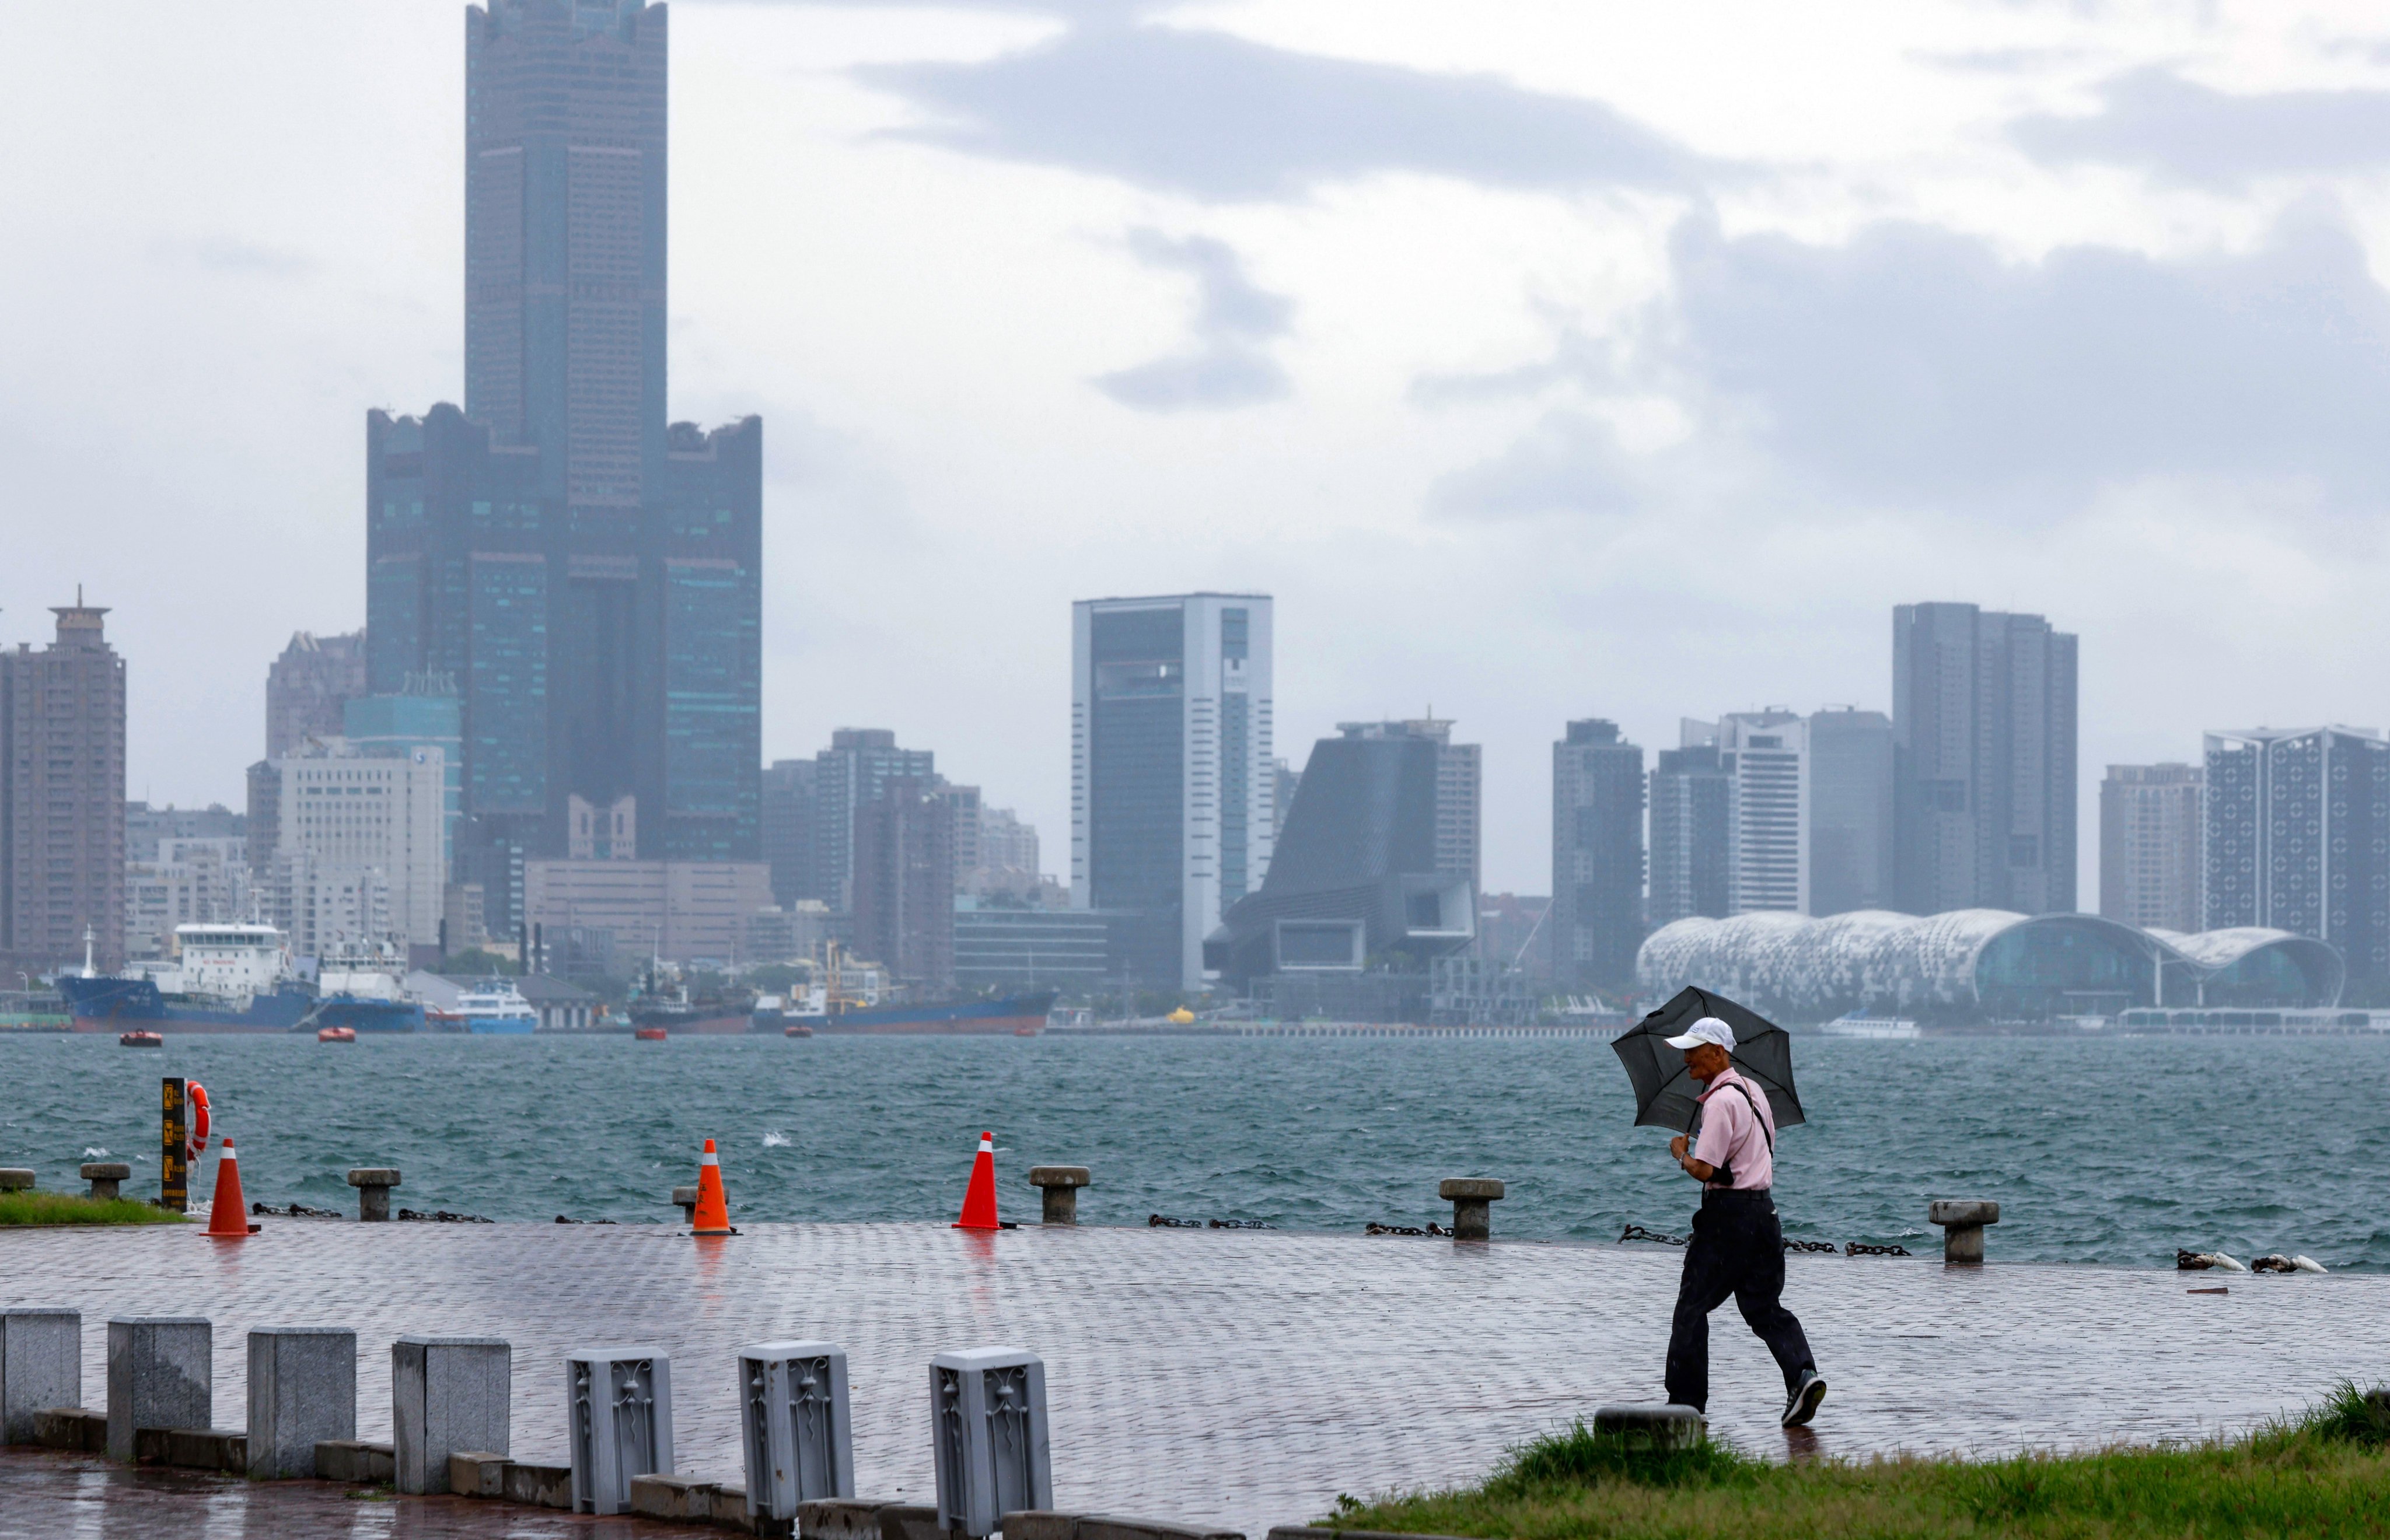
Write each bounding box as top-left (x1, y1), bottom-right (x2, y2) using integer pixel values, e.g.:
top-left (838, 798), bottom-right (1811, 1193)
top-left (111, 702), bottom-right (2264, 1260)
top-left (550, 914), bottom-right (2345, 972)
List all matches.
top-left (0, 1189), bottom-right (186, 1226)
top-left (1323, 1382), bottom-right (2390, 1539)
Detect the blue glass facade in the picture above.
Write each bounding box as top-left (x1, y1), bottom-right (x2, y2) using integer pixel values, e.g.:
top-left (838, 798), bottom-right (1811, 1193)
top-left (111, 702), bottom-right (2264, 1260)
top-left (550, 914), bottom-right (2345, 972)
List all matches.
top-left (345, 682), bottom-right (464, 856)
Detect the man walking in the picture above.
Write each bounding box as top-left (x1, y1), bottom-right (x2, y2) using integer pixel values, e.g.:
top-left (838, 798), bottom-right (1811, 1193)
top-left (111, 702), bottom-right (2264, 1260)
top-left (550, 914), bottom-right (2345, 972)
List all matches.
top-left (1661, 1016), bottom-right (1826, 1426)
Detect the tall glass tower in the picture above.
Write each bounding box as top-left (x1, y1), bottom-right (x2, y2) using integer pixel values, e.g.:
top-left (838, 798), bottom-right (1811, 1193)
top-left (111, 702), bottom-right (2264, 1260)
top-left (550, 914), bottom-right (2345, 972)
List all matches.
top-left (367, 0), bottom-right (760, 936)
top-left (1071, 594), bottom-right (1274, 991)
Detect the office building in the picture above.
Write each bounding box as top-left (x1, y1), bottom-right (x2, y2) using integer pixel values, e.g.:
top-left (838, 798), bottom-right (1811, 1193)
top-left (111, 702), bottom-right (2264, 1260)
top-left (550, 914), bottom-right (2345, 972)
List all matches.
top-left (966, 805), bottom-right (1048, 902)
top-left (127, 839), bottom-right (249, 961)
top-left (1893, 603), bottom-right (2078, 915)
top-left (1808, 709), bottom-right (1895, 916)
top-left (1549, 719), bottom-right (1644, 991)
top-left (1649, 742), bottom-right (1731, 927)
top-left (522, 858), bottom-right (772, 965)
top-left (938, 783), bottom-right (983, 876)
top-left (806, 730), bottom-right (935, 909)
top-left (953, 901), bottom-right (1119, 991)
top-left (125, 803), bottom-right (244, 863)
top-left (1336, 717), bottom-right (1481, 893)
top-left (761, 758), bottom-right (817, 908)
top-left (269, 855), bottom-right (392, 960)
top-left (1, 598), bottom-right (127, 974)
top-left (265, 631), bottom-right (367, 760)
top-left (345, 674), bottom-right (464, 858)
top-left (2100, 764), bottom-right (2204, 934)
top-left (272, 743), bottom-right (449, 948)
top-left (1710, 712), bottom-right (1809, 915)
top-left (2205, 727), bottom-right (2390, 989)
top-left (1073, 594), bottom-right (1274, 990)
top-left (851, 778), bottom-right (956, 991)
top-left (368, 0), bottom-right (761, 908)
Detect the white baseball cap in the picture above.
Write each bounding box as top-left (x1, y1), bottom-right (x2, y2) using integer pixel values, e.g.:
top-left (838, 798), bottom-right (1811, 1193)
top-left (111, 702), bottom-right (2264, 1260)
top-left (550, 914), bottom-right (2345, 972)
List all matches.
top-left (1663, 1016), bottom-right (1736, 1051)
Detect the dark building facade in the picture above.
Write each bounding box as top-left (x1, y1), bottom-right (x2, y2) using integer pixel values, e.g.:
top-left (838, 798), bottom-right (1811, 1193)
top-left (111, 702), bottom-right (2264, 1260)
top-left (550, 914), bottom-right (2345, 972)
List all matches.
top-left (2, 601), bottom-right (127, 973)
top-left (366, 0), bottom-right (759, 909)
top-left (2205, 727), bottom-right (2390, 994)
top-left (808, 730), bottom-right (935, 911)
top-left (1550, 719), bottom-right (1644, 992)
top-left (1808, 708), bottom-right (1895, 916)
top-left (761, 757), bottom-right (817, 909)
top-left (1892, 603), bottom-right (2077, 916)
top-left (1648, 743), bottom-right (1730, 928)
top-left (851, 776), bottom-right (955, 992)
top-left (265, 631), bottom-right (366, 760)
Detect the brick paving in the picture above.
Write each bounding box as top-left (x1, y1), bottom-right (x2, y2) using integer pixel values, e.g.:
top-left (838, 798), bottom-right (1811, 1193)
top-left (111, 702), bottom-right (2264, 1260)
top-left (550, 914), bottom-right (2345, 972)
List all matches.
top-left (3, 1221), bottom-right (2387, 1539)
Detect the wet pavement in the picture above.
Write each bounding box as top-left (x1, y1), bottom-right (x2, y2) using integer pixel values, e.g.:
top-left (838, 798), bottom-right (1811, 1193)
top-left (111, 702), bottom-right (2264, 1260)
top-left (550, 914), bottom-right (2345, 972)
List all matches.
top-left (2, 1220), bottom-right (2386, 1538)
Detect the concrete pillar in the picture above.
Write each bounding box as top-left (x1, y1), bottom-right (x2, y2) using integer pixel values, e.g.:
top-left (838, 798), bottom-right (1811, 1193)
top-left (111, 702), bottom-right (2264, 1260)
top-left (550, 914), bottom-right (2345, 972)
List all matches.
top-left (81, 1164), bottom-right (130, 1202)
top-left (106, 1317), bottom-right (211, 1461)
top-left (1928, 1199), bottom-right (2000, 1265)
top-left (348, 1168), bottom-right (401, 1223)
top-left (0, 1171), bottom-right (32, 1193)
top-left (1438, 1178), bottom-right (1505, 1241)
top-left (1027, 1167), bottom-right (1090, 1226)
top-left (672, 1186), bottom-right (698, 1224)
top-left (393, 1335), bottom-right (510, 1494)
top-left (247, 1328), bottom-right (356, 1478)
top-left (1, 1308), bottom-right (80, 1446)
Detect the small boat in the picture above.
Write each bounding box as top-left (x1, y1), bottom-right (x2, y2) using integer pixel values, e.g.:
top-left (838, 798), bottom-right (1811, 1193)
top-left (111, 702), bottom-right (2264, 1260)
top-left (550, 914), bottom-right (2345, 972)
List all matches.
top-left (783, 1023), bottom-right (813, 1038)
top-left (316, 1026), bottom-right (357, 1044)
top-left (118, 1030), bottom-right (163, 1048)
top-left (634, 1026), bottom-right (669, 1042)
top-left (1013, 1026), bottom-right (1039, 1038)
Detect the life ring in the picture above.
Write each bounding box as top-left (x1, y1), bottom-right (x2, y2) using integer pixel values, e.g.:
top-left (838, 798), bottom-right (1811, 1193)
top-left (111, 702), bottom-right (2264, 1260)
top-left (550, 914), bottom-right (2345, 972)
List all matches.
top-left (186, 1082), bottom-right (211, 1159)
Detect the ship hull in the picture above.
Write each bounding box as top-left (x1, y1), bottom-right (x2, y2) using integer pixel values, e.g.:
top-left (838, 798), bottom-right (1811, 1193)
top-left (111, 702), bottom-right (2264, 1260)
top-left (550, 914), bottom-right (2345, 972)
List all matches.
top-left (810, 991), bottom-right (1059, 1035)
top-left (633, 1013), bottom-right (750, 1036)
top-left (62, 977), bottom-right (422, 1034)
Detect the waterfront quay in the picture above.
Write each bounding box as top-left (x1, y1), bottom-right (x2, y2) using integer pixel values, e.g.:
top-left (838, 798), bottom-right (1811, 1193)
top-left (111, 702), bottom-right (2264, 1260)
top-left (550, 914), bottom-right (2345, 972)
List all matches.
top-left (5, 1221), bottom-right (2387, 1538)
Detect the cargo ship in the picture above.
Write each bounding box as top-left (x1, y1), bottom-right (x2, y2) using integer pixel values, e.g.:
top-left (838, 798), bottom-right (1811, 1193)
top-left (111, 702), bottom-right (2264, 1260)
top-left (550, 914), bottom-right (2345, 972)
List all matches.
top-left (62, 924), bottom-right (424, 1034)
top-left (752, 988), bottom-right (1057, 1034)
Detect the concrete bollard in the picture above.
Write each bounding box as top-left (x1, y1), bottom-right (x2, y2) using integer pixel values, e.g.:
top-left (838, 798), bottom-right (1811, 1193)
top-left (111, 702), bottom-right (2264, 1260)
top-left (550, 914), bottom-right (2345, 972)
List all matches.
top-left (673, 1186), bottom-right (698, 1224)
top-left (1, 1308), bottom-right (81, 1446)
top-left (567, 1348), bottom-right (675, 1515)
top-left (1928, 1199), bottom-right (2000, 1265)
top-left (1438, 1178), bottom-right (1505, 1241)
top-left (81, 1164), bottom-right (131, 1202)
top-left (1591, 1402), bottom-right (1706, 1451)
top-left (348, 1168), bottom-right (402, 1223)
top-left (0, 1170), bottom-right (33, 1193)
top-left (393, 1335), bottom-right (510, 1494)
top-left (1027, 1167), bottom-right (1091, 1226)
top-left (107, 1317), bottom-right (211, 1462)
top-left (247, 1328), bottom-right (356, 1478)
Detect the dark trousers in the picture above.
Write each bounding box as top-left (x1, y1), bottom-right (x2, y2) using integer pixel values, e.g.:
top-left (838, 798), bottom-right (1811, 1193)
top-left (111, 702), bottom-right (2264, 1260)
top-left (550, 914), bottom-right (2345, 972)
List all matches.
top-left (1664, 1188), bottom-right (1815, 1411)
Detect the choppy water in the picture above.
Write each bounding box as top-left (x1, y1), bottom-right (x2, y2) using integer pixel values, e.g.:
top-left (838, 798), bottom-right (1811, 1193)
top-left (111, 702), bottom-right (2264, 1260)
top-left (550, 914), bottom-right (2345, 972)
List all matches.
top-left (4, 1031), bottom-right (2384, 1270)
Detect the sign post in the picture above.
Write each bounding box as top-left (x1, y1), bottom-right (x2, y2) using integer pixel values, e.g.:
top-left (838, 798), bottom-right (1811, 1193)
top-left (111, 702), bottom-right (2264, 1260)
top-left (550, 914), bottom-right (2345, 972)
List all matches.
top-left (160, 1077), bottom-right (187, 1212)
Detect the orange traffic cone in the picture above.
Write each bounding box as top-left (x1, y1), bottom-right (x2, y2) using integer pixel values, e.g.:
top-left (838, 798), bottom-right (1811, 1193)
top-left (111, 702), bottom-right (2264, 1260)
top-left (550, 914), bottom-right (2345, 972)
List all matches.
top-left (205, 1137), bottom-right (259, 1237)
top-left (953, 1130), bottom-right (1000, 1230)
top-left (691, 1138), bottom-right (733, 1235)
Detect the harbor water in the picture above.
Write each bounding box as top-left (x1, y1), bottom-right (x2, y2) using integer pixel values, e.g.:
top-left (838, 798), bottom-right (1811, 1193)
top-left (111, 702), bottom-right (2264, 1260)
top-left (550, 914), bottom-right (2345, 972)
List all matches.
top-left (3, 1031), bottom-right (2383, 1269)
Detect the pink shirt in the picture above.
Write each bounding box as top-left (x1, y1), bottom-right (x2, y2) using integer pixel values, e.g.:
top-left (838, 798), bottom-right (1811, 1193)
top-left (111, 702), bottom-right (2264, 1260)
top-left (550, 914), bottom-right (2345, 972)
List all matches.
top-left (1691, 1066), bottom-right (1776, 1191)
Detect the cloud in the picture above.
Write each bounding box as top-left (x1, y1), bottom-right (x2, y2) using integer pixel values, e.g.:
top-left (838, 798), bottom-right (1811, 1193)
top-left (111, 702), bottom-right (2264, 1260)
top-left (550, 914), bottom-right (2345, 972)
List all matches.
top-left (2011, 67), bottom-right (2390, 186)
top-left (1427, 410), bottom-right (1645, 520)
top-left (857, 24), bottom-right (1699, 201)
top-left (1093, 230), bottom-right (1293, 411)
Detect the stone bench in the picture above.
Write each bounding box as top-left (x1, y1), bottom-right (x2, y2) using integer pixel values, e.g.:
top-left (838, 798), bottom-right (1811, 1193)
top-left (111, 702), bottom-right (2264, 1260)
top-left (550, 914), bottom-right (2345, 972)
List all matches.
top-left (32, 1408), bottom-right (106, 1454)
top-left (1590, 1402), bottom-right (1706, 1451)
top-left (133, 1426), bottom-right (247, 1471)
top-left (0, 1170), bottom-right (34, 1192)
top-left (315, 1438), bottom-right (396, 1484)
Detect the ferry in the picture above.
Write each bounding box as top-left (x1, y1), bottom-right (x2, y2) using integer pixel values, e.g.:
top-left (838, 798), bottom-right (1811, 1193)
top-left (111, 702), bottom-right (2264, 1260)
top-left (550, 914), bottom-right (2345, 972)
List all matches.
top-left (61, 924), bottom-right (420, 1034)
top-left (1815, 1012), bottom-right (1922, 1040)
top-left (428, 981), bottom-right (539, 1034)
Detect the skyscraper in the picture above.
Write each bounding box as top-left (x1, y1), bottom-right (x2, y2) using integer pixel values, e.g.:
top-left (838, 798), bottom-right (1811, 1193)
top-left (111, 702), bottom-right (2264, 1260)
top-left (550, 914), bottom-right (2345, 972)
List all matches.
top-left (760, 757), bottom-right (817, 908)
top-left (2204, 729), bottom-right (2390, 989)
top-left (2099, 764), bottom-right (2203, 934)
top-left (1072, 594), bottom-right (1274, 990)
top-left (1648, 743), bottom-right (1731, 927)
top-left (1334, 718), bottom-right (1481, 893)
top-left (1808, 708), bottom-right (1895, 916)
top-left (808, 730), bottom-right (934, 911)
top-left (1715, 712), bottom-right (1808, 914)
top-left (1, 600), bottom-right (127, 973)
top-left (1550, 719), bottom-right (1644, 991)
top-left (1892, 603), bottom-right (2078, 916)
top-left (851, 776), bottom-right (956, 991)
top-left (368, 0), bottom-right (760, 922)
top-left (265, 631), bottom-right (368, 760)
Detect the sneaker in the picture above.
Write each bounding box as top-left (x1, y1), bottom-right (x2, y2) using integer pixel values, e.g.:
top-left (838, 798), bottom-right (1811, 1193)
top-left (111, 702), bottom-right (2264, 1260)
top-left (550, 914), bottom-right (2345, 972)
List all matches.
top-left (1781, 1369), bottom-right (1827, 1427)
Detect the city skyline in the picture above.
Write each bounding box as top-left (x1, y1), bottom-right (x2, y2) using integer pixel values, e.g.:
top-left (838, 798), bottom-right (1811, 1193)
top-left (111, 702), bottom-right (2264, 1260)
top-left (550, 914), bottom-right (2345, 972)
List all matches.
top-left (19, 4), bottom-right (2390, 901)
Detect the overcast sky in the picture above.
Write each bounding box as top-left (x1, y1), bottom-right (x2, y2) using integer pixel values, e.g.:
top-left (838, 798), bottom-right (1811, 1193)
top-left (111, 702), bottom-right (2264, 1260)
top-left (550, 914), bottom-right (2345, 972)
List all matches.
top-left (8, 0), bottom-right (2390, 898)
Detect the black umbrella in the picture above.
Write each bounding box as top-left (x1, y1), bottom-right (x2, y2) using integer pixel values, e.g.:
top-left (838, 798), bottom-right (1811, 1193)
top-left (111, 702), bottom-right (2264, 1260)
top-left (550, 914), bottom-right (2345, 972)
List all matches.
top-left (1611, 986), bottom-right (1805, 1133)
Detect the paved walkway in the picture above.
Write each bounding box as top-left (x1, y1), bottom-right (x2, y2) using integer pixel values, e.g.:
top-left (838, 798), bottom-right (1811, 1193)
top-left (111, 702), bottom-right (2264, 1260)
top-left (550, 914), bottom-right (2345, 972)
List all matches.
top-left (4, 1221), bottom-right (2386, 1538)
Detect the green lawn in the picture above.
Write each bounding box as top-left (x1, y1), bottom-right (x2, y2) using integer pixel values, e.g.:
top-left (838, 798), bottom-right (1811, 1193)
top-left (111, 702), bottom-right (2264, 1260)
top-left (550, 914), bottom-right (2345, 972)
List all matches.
top-left (1322, 1382), bottom-right (2390, 1539)
top-left (0, 1190), bottom-right (187, 1226)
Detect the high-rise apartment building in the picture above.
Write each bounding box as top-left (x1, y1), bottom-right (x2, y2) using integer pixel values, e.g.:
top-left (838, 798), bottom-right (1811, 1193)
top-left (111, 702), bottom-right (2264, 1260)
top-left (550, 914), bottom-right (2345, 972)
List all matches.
top-left (2100, 764), bottom-right (2203, 933)
top-left (2205, 727), bottom-right (2390, 988)
top-left (1, 600), bottom-right (127, 973)
top-left (851, 778), bottom-right (956, 991)
top-left (809, 730), bottom-right (935, 910)
top-left (1550, 719), bottom-right (1644, 991)
top-left (265, 631), bottom-right (368, 760)
top-left (760, 757), bottom-right (817, 908)
top-left (1715, 712), bottom-right (1808, 914)
top-left (1072, 594), bottom-right (1274, 990)
top-left (1808, 708), bottom-right (1895, 916)
top-left (1892, 603), bottom-right (2078, 916)
top-left (1648, 743), bottom-right (1731, 927)
top-left (1336, 718), bottom-right (1481, 894)
top-left (273, 743), bottom-right (449, 948)
top-left (368, 0), bottom-right (760, 912)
